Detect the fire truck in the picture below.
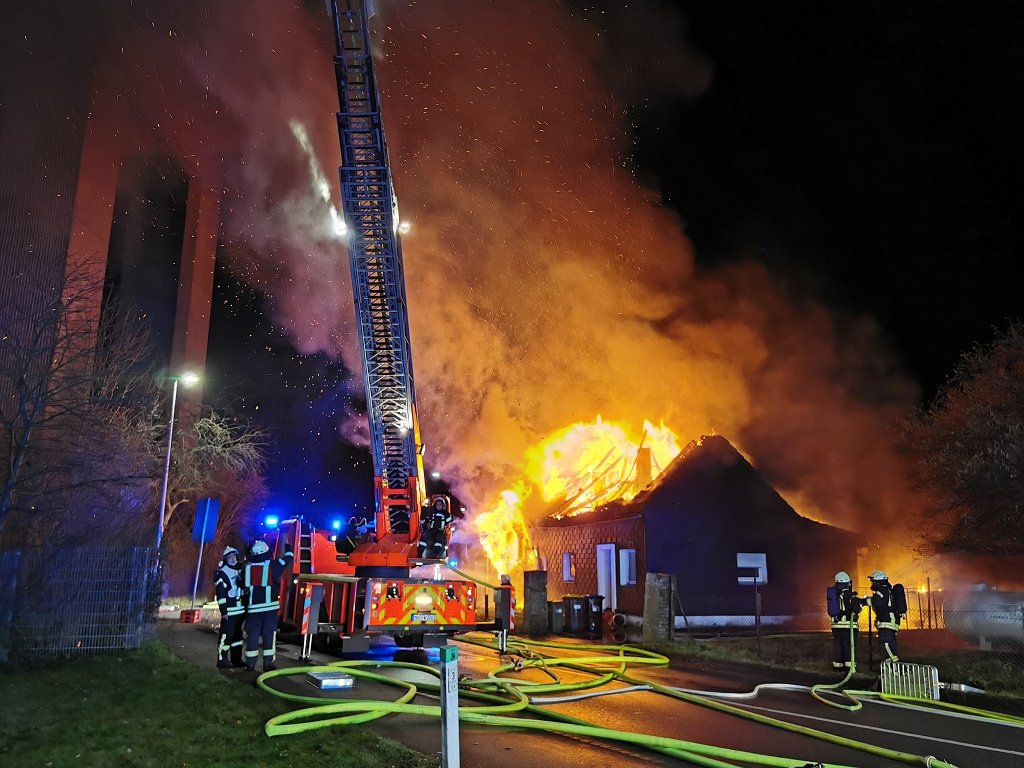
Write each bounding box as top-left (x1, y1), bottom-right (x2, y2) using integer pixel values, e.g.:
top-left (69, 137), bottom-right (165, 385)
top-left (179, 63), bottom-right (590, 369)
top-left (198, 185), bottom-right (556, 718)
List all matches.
top-left (269, 0), bottom-right (511, 654)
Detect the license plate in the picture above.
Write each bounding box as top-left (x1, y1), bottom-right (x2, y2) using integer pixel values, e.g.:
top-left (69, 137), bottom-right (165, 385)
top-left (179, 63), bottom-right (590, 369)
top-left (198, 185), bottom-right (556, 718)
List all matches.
top-left (411, 613), bottom-right (435, 622)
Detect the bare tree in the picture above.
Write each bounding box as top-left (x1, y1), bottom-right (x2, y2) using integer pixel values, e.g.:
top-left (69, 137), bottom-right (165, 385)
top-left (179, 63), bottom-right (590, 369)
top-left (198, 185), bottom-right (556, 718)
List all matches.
top-left (156, 403), bottom-right (269, 592)
top-left (0, 262), bottom-right (160, 545)
top-left (164, 467), bottom-right (270, 596)
top-left (0, 262), bottom-right (270, 557)
top-left (897, 321), bottom-right (1024, 555)
top-left (160, 408), bottom-right (268, 533)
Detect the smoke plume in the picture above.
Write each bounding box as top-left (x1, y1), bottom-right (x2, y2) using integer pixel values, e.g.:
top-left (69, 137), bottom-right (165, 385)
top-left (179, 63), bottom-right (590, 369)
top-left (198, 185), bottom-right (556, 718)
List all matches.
top-left (85, 0), bottom-right (926, 570)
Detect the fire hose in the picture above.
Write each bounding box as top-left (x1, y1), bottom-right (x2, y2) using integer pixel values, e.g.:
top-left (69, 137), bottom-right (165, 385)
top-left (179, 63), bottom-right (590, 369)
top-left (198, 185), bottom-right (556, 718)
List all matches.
top-left (254, 632), bottom-right (978, 768)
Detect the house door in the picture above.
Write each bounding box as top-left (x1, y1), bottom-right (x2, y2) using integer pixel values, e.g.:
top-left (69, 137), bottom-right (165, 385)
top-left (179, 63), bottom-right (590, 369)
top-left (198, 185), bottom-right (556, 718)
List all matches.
top-left (596, 543), bottom-right (617, 611)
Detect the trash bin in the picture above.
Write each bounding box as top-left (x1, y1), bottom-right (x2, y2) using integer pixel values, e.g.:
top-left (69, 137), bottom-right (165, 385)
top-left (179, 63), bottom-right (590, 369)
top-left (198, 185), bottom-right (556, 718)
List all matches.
top-left (585, 594), bottom-right (605, 637)
top-left (548, 600), bottom-right (565, 634)
top-left (563, 594), bottom-right (587, 635)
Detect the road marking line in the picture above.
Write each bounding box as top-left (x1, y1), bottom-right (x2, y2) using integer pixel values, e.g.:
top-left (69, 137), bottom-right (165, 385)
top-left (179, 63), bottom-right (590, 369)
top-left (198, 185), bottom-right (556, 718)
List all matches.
top-left (732, 702), bottom-right (1024, 757)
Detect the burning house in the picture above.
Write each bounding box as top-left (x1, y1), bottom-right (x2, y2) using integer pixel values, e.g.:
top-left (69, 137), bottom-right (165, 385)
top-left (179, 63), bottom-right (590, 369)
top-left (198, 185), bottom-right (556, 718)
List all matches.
top-left (532, 435), bottom-right (862, 627)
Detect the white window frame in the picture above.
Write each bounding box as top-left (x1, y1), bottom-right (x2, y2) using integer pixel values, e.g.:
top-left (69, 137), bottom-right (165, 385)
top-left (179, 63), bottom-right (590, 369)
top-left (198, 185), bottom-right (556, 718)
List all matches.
top-left (562, 552), bottom-right (576, 582)
top-left (619, 548), bottom-right (637, 586)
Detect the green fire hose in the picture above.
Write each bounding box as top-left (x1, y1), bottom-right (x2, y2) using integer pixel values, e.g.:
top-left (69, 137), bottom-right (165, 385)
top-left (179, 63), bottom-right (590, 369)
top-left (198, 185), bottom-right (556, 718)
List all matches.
top-left (253, 630), bottom-right (984, 768)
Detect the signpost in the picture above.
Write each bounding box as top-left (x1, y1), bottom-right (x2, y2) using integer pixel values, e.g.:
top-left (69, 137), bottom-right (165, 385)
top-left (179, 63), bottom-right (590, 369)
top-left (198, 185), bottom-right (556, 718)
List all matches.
top-left (440, 645), bottom-right (461, 768)
top-left (189, 498), bottom-right (220, 609)
top-left (737, 552), bottom-right (767, 640)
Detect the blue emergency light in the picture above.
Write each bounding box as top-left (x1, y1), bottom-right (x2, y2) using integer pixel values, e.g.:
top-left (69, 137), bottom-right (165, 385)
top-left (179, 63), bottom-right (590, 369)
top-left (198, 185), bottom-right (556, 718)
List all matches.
top-left (331, 519), bottom-right (342, 530)
top-left (264, 514), bottom-right (279, 528)
top-left (447, 558), bottom-right (458, 568)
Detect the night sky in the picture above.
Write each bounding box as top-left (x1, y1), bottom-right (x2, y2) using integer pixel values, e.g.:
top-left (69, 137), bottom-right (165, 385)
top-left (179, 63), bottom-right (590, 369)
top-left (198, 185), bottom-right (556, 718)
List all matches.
top-left (190, 1), bottom-right (1024, 530)
top-left (626, 1), bottom-right (1024, 396)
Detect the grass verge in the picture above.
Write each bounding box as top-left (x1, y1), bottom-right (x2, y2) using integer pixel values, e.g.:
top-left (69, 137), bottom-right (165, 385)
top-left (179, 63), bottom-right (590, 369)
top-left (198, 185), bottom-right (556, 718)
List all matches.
top-left (0, 641), bottom-right (436, 768)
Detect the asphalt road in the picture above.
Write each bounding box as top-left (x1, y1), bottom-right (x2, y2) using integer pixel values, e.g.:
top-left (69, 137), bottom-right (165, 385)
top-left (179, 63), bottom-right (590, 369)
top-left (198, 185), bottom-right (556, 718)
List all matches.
top-left (159, 620), bottom-right (1024, 768)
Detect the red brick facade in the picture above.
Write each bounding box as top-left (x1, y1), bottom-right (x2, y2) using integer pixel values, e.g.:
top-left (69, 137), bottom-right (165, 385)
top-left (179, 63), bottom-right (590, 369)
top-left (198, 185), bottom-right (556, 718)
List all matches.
top-left (533, 515), bottom-right (646, 615)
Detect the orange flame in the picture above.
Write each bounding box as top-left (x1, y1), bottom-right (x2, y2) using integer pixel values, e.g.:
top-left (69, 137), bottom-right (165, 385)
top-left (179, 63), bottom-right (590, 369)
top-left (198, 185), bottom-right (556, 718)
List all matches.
top-left (473, 484), bottom-right (534, 576)
top-left (474, 417), bottom-right (683, 573)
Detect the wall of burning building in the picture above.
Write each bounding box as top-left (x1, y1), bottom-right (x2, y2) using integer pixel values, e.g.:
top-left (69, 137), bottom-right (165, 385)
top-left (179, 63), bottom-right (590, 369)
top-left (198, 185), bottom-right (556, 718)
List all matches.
top-left (534, 514), bottom-right (646, 616)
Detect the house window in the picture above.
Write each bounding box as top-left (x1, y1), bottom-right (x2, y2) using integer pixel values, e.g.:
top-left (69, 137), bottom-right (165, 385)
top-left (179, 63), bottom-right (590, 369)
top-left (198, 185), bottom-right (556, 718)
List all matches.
top-left (619, 549), bottom-right (637, 586)
top-left (562, 552), bottom-right (576, 582)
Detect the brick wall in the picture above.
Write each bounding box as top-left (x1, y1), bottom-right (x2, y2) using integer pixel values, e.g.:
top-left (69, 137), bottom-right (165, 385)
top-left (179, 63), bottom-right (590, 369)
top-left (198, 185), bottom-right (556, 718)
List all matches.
top-left (533, 515), bottom-right (646, 615)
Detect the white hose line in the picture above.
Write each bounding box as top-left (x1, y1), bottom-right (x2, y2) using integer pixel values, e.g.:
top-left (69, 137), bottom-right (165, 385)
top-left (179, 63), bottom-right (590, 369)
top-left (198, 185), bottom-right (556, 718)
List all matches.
top-left (530, 684), bottom-right (652, 704)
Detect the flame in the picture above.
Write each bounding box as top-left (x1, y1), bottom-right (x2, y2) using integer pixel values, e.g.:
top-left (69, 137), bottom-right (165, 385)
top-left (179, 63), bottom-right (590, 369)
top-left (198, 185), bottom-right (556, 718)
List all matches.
top-left (475, 417), bottom-right (682, 573)
top-left (527, 416), bottom-right (681, 517)
top-left (473, 484), bottom-right (534, 576)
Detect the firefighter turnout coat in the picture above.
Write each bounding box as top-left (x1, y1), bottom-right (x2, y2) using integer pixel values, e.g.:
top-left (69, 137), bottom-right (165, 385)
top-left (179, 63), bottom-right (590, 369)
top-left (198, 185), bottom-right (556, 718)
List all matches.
top-left (830, 586), bottom-right (861, 630)
top-left (243, 548), bottom-right (294, 614)
top-left (214, 561), bottom-right (245, 618)
top-left (868, 582), bottom-right (902, 631)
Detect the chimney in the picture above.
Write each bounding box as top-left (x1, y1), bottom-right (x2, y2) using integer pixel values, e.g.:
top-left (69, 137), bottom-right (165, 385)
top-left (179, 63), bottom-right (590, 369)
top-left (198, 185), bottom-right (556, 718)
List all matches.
top-left (635, 446), bottom-right (652, 492)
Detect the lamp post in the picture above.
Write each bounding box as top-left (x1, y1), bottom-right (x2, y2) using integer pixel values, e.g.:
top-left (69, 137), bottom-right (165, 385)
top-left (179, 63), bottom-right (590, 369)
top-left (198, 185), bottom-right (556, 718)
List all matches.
top-left (156, 372), bottom-right (199, 553)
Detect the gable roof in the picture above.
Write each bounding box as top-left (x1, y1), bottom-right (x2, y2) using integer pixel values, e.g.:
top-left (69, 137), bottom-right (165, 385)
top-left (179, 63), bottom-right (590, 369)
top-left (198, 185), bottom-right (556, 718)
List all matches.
top-left (637, 435), bottom-right (856, 537)
top-left (540, 434), bottom-right (858, 543)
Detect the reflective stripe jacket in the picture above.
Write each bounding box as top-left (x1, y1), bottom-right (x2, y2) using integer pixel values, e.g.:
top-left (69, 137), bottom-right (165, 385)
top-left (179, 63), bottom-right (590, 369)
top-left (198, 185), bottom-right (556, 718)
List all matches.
top-left (830, 587), bottom-right (861, 629)
top-left (868, 583), bottom-right (900, 631)
top-left (424, 506), bottom-right (453, 531)
top-left (242, 550), bottom-right (294, 614)
top-left (214, 563), bottom-right (245, 616)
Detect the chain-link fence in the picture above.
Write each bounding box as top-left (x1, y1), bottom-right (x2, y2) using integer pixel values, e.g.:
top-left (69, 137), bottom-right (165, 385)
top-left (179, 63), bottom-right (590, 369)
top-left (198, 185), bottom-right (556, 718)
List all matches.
top-left (797, 590), bottom-right (1024, 652)
top-left (666, 589), bottom-right (1024, 695)
top-left (0, 545), bottom-right (156, 662)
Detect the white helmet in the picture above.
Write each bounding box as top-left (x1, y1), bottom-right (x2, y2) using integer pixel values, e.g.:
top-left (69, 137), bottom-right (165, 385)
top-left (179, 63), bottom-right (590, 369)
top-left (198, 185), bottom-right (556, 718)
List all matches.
top-left (222, 546), bottom-right (239, 559)
top-left (869, 570), bottom-right (888, 582)
top-left (250, 540), bottom-right (269, 556)
top-left (834, 571), bottom-right (851, 583)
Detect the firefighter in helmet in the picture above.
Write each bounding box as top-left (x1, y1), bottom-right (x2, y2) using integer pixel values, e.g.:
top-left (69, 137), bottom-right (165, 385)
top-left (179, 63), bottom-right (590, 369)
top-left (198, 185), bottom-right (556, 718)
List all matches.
top-left (241, 538), bottom-right (293, 672)
top-left (213, 545), bottom-right (246, 669)
top-left (827, 570), bottom-right (861, 670)
top-left (417, 495), bottom-right (453, 559)
top-left (866, 570), bottom-right (901, 661)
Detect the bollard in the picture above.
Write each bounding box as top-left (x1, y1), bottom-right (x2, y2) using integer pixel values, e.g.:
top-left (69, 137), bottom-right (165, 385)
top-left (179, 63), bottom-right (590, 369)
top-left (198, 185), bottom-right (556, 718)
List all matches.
top-left (440, 645), bottom-right (461, 768)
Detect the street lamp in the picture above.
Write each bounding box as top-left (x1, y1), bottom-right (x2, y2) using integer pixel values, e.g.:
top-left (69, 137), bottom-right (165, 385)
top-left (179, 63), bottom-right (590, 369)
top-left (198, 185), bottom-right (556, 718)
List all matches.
top-left (156, 372), bottom-right (200, 553)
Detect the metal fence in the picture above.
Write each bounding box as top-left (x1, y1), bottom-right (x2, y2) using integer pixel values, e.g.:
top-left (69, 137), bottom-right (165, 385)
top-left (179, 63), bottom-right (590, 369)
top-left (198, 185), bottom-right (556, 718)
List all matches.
top-left (666, 591), bottom-right (1024, 690)
top-left (0, 545), bottom-right (156, 662)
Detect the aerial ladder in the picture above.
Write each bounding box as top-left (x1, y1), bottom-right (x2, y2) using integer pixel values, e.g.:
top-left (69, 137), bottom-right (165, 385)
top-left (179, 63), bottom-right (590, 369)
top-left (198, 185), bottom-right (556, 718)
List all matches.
top-left (269, 0), bottom-right (512, 653)
top-left (330, 0), bottom-right (425, 572)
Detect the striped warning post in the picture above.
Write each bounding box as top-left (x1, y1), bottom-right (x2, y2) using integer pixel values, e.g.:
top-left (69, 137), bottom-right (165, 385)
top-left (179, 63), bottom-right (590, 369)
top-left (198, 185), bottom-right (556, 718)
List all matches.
top-left (300, 585), bottom-right (313, 636)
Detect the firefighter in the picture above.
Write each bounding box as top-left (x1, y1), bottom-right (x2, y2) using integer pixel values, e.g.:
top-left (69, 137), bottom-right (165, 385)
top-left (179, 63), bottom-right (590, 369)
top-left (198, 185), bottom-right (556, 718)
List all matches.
top-left (417, 495), bottom-right (453, 559)
top-left (213, 545), bottom-right (246, 669)
top-left (866, 570), bottom-right (903, 662)
top-left (242, 539), bottom-right (294, 672)
top-left (827, 571), bottom-right (860, 670)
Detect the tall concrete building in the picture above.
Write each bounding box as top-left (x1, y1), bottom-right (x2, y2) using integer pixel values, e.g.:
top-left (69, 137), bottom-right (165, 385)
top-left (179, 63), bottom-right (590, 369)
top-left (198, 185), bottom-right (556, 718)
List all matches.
top-left (0, 3), bottom-right (221, 397)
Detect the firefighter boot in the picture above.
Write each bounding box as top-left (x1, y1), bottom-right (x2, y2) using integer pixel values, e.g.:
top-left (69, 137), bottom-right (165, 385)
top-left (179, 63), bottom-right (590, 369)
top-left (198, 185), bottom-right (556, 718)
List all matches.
top-left (216, 631), bottom-right (233, 669)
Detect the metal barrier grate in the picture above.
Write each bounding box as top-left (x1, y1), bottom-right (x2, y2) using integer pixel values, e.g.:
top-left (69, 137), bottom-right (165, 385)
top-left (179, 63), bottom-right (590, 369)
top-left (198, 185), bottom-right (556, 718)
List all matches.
top-left (881, 659), bottom-right (940, 700)
top-left (0, 545), bottom-right (155, 662)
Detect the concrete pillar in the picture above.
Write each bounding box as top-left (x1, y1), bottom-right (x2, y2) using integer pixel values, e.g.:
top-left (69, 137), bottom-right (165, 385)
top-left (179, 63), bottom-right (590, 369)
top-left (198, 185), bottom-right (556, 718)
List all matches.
top-left (522, 570), bottom-right (548, 635)
top-left (643, 572), bottom-right (676, 643)
top-left (172, 163), bottom-right (222, 404)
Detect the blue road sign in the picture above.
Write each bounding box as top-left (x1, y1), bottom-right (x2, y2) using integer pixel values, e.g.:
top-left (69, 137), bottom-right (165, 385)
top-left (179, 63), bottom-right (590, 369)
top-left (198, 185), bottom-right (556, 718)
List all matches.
top-left (191, 498), bottom-right (220, 543)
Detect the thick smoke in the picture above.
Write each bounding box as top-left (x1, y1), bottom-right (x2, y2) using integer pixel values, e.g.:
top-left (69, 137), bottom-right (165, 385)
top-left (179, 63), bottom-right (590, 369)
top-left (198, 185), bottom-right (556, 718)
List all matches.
top-left (89, 0), bottom-right (927, 574)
